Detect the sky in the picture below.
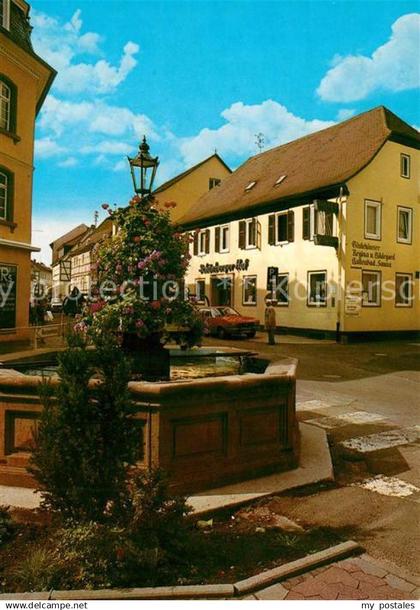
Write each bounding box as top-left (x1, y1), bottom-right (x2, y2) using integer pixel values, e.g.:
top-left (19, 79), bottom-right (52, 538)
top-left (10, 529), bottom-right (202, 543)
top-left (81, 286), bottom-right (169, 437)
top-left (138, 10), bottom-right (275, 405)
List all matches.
top-left (30, 0), bottom-right (420, 263)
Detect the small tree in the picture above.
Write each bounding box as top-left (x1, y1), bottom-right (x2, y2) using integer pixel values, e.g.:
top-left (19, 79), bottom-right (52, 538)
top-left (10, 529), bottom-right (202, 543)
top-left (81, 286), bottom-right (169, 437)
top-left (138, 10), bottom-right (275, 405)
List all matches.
top-left (30, 332), bottom-right (140, 522)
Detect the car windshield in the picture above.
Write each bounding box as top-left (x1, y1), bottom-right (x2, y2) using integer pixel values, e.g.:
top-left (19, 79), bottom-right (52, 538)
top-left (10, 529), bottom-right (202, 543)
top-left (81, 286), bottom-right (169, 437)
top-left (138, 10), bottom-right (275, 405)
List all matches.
top-left (216, 307), bottom-right (238, 316)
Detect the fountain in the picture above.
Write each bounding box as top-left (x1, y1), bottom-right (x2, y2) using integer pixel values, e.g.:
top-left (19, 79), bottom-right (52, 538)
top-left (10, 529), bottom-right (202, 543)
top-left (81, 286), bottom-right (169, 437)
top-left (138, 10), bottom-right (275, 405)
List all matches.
top-left (0, 140), bottom-right (299, 494)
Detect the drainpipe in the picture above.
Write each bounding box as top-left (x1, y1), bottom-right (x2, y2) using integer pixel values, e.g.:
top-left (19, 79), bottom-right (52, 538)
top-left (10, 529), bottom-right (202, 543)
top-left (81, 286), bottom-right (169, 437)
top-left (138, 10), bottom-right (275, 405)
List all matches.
top-left (336, 186), bottom-right (344, 343)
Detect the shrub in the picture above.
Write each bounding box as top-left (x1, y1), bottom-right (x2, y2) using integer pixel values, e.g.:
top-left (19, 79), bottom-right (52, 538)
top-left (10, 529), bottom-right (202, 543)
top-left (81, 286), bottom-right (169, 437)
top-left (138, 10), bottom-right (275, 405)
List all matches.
top-left (12, 548), bottom-right (61, 592)
top-left (29, 333), bottom-right (140, 523)
top-left (0, 506), bottom-right (13, 546)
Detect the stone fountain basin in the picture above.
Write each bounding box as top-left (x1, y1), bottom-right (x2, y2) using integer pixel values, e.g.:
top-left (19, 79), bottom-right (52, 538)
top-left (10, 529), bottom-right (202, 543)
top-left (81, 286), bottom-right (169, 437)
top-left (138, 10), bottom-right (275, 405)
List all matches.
top-left (0, 349), bottom-right (299, 494)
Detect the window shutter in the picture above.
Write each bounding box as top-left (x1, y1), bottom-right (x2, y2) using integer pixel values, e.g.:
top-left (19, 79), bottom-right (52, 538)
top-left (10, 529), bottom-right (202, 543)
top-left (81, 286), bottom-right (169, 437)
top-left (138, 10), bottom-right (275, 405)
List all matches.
top-left (268, 214), bottom-right (276, 245)
top-left (205, 229), bottom-right (210, 254)
top-left (302, 206), bottom-right (310, 240)
top-left (193, 232), bottom-right (198, 255)
top-left (9, 81), bottom-right (17, 134)
top-left (287, 210), bottom-right (294, 242)
top-left (257, 220), bottom-right (262, 249)
top-left (215, 226), bottom-right (220, 253)
top-left (238, 220), bottom-right (246, 249)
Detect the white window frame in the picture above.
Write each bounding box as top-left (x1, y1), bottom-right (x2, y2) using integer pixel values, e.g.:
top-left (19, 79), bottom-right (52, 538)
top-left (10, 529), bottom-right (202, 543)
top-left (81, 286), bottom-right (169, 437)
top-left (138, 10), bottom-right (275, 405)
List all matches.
top-left (395, 273), bottom-right (413, 308)
top-left (400, 154), bottom-right (410, 179)
top-left (364, 200), bottom-right (381, 241)
top-left (198, 230), bottom-right (207, 256)
top-left (195, 278), bottom-right (206, 304)
top-left (397, 206), bottom-right (413, 245)
top-left (307, 270), bottom-right (327, 307)
top-left (275, 211), bottom-right (289, 245)
top-left (245, 218), bottom-right (257, 249)
top-left (362, 270), bottom-right (381, 307)
top-left (0, 170), bottom-right (8, 220)
top-left (0, 0), bottom-right (10, 30)
top-left (242, 275), bottom-right (257, 306)
top-left (0, 80), bottom-right (11, 131)
top-left (220, 224), bottom-right (230, 253)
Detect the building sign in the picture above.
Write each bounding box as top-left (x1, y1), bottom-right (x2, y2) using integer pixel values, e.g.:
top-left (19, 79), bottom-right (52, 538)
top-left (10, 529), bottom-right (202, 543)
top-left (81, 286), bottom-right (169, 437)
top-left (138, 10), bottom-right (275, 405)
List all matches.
top-left (351, 241), bottom-right (395, 268)
top-left (267, 266), bottom-right (278, 291)
top-left (345, 293), bottom-right (362, 316)
top-left (199, 259), bottom-right (250, 274)
top-left (0, 264), bottom-right (17, 329)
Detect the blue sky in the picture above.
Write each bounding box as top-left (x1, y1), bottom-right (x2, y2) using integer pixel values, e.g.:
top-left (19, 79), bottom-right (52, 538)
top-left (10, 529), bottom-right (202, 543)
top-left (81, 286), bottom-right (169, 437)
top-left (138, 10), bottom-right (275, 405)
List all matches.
top-left (30, 0), bottom-right (420, 261)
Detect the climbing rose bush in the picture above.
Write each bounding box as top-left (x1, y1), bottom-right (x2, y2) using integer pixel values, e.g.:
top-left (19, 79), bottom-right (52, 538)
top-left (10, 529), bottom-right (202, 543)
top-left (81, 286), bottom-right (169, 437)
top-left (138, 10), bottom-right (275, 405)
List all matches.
top-left (83, 195), bottom-right (203, 347)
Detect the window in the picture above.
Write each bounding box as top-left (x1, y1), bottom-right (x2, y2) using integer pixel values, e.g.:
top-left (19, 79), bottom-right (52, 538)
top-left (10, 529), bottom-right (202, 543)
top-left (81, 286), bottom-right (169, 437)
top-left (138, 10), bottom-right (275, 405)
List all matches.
top-left (243, 276), bottom-right (257, 305)
top-left (215, 224), bottom-right (230, 253)
top-left (315, 210), bottom-right (334, 236)
top-left (274, 174), bottom-right (287, 186)
top-left (397, 206), bottom-right (413, 244)
top-left (270, 210), bottom-right (294, 244)
top-left (244, 180), bottom-right (257, 192)
top-left (239, 218), bottom-right (261, 249)
top-left (0, 0), bottom-right (10, 30)
top-left (364, 200), bottom-right (381, 240)
top-left (193, 229), bottom-right (210, 256)
top-left (401, 154), bottom-right (410, 179)
top-left (362, 270), bottom-right (381, 306)
top-left (275, 273), bottom-right (289, 305)
top-left (395, 273), bottom-right (413, 307)
top-left (0, 81), bottom-right (10, 131)
top-left (0, 167), bottom-right (13, 222)
top-left (195, 279), bottom-right (206, 303)
top-left (308, 271), bottom-right (327, 306)
top-left (0, 75), bottom-right (17, 134)
top-left (209, 177), bottom-right (221, 190)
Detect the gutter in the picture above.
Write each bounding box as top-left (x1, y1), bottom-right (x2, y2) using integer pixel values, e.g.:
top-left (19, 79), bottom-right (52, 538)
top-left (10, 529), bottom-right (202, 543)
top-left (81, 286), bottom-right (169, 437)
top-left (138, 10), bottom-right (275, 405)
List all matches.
top-left (0, 238), bottom-right (40, 251)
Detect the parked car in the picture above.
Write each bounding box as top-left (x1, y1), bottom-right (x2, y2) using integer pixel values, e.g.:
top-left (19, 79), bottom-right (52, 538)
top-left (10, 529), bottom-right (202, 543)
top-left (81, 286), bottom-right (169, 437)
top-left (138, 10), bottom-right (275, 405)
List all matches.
top-left (199, 306), bottom-right (259, 339)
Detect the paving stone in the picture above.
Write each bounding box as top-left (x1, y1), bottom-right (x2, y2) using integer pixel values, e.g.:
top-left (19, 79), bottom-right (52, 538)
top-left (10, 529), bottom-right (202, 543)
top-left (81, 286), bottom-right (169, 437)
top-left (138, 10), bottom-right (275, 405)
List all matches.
top-left (351, 570), bottom-right (388, 587)
top-left (285, 591), bottom-right (305, 599)
top-left (316, 566), bottom-right (359, 588)
top-left (316, 583), bottom-right (342, 600)
top-left (337, 588), bottom-right (369, 600)
top-left (283, 575), bottom-right (304, 588)
top-left (412, 588), bottom-right (420, 599)
top-left (361, 554), bottom-right (420, 586)
top-left (338, 560), bottom-right (362, 573)
top-left (349, 556), bottom-right (388, 578)
top-left (385, 574), bottom-right (417, 593)
top-left (255, 584), bottom-right (288, 600)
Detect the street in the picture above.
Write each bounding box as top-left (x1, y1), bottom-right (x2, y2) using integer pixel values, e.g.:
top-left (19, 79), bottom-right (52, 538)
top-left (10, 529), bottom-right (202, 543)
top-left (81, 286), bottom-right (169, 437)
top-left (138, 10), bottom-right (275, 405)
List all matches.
top-left (206, 333), bottom-right (420, 575)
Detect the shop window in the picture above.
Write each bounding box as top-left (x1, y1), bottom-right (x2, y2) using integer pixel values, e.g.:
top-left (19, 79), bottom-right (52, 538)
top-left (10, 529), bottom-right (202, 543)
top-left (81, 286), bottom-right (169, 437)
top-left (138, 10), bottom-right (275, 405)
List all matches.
top-left (215, 224), bottom-right (230, 253)
top-left (243, 275), bottom-right (257, 305)
top-left (209, 177), bottom-right (221, 190)
top-left (0, 0), bottom-right (10, 30)
top-left (239, 218), bottom-right (261, 250)
top-left (364, 200), bottom-right (381, 240)
top-left (307, 271), bottom-right (327, 306)
top-left (0, 166), bottom-right (13, 222)
top-left (195, 279), bottom-right (206, 303)
top-left (400, 154), bottom-right (410, 179)
top-left (275, 273), bottom-right (289, 306)
top-left (268, 211), bottom-right (294, 244)
top-left (362, 270), bottom-right (381, 306)
top-left (397, 206), bottom-right (413, 244)
top-left (395, 273), bottom-right (413, 307)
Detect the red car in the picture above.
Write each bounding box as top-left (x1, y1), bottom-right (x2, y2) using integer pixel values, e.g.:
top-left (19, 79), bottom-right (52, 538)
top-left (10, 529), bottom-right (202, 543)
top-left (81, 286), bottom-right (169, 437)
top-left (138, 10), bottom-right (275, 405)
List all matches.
top-left (199, 306), bottom-right (259, 339)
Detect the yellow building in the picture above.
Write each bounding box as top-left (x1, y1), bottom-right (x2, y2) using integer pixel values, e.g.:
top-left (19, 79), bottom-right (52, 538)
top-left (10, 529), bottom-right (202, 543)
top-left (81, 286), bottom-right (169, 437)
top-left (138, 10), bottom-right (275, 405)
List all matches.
top-left (153, 153), bottom-right (231, 222)
top-left (181, 107), bottom-right (419, 341)
top-left (0, 0), bottom-right (55, 341)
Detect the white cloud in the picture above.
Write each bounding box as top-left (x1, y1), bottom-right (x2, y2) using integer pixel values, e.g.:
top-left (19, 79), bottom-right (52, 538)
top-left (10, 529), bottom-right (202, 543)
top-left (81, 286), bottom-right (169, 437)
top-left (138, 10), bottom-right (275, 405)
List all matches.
top-left (179, 100), bottom-right (334, 166)
top-left (81, 141), bottom-right (130, 155)
top-left (31, 9), bottom-right (139, 95)
top-left (35, 137), bottom-right (67, 158)
top-left (58, 157), bottom-right (78, 168)
top-left (336, 108), bottom-right (356, 121)
top-left (317, 13), bottom-right (420, 102)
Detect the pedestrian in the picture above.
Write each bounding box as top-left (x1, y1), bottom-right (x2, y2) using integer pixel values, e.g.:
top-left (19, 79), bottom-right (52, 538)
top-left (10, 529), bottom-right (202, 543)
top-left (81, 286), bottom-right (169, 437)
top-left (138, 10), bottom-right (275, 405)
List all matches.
top-left (264, 297), bottom-right (277, 345)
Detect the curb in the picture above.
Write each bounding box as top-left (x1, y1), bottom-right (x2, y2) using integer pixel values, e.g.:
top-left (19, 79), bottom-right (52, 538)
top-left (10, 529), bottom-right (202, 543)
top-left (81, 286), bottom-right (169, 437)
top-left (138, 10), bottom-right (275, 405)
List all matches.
top-left (0, 540), bottom-right (363, 601)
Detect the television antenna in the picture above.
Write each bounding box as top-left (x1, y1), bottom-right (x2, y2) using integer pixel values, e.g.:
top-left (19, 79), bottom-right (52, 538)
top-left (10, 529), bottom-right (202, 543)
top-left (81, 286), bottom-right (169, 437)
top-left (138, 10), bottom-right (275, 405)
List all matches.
top-left (255, 132), bottom-right (265, 152)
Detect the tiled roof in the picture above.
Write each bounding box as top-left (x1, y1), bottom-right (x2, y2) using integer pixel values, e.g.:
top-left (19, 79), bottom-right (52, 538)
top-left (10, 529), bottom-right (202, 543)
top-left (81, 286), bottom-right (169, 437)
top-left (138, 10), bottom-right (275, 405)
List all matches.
top-left (153, 153), bottom-right (231, 194)
top-left (178, 106), bottom-right (419, 228)
top-left (69, 218), bottom-right (113, 256)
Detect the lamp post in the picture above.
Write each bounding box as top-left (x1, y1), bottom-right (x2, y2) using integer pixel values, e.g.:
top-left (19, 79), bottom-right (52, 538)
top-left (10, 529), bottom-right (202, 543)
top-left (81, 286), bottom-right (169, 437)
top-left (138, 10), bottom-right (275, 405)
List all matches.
top-left (127, 136), bottom-right (159, 197)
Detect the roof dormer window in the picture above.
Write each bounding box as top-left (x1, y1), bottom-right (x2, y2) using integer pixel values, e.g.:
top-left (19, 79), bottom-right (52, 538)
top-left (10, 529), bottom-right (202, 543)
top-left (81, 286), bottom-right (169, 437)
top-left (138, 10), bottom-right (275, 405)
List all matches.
top-left (274, 174), bottom-right (287, 186)
top-left (244, 180), bottom-right (257, 192)
top-left (0, 0), bottom-right (11, 31)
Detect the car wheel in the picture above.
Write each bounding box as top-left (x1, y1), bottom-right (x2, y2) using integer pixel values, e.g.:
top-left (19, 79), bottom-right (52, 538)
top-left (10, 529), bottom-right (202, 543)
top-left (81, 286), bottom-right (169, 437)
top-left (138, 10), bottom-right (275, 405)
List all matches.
top-left (217, 327), bottom-right (227, 339)
top-left (246, 331), bottom-right (256, 338)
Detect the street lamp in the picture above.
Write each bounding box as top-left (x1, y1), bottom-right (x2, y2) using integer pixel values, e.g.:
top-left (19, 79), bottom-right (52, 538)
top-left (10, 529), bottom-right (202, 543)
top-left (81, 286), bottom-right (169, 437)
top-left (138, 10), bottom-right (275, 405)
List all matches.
top-left (127, 136), bottom-right (159, 197)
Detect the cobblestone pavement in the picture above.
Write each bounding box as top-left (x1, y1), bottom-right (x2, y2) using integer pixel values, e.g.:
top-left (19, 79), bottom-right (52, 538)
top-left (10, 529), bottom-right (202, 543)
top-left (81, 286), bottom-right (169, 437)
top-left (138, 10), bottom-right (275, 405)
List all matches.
top-left (247, 555), bottom-right (420, 600)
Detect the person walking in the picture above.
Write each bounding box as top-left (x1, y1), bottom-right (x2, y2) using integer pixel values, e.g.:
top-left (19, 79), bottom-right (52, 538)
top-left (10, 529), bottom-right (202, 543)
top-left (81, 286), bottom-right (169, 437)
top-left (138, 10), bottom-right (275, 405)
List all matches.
top-left (264, 298), bottom-right (277, 345)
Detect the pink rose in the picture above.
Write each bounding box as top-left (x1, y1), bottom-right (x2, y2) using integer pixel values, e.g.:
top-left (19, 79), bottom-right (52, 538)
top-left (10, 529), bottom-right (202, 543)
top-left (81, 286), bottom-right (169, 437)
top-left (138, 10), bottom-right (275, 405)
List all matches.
top-left (102, 203), bottom-right (109, 210)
